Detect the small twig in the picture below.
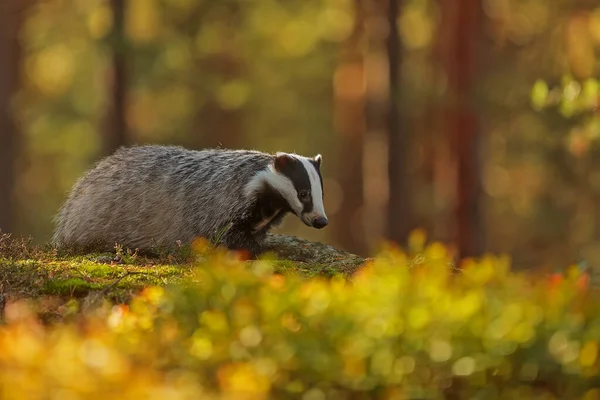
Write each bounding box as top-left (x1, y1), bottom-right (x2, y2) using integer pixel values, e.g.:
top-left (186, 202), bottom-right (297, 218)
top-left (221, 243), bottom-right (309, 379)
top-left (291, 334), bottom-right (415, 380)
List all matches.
top-left (0, 292), bottom-right (5, 322)
top-left (100, 272), bottom-right (131, 295)
top-left (81, 270), bottom-right (150, 311)
top-left (98, 270), bottom-right (151, 297)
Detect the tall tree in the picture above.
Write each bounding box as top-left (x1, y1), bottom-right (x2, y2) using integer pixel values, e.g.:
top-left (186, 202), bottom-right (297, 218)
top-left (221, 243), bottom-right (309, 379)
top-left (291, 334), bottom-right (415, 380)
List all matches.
top-left (0, 0), bottom-right (25, 233)
top-left (332, 0), bottom-right (367, 255)
top-left (442, 0), bottom-right (483, 260)
top-left (104, 0), bottom-right (128, 155)
top-left (192, 55), bottom-right (244, 150)
top-left (386, 0), bottom-right (412, 246)
top-left (189, 3), bottom-right (245, 150)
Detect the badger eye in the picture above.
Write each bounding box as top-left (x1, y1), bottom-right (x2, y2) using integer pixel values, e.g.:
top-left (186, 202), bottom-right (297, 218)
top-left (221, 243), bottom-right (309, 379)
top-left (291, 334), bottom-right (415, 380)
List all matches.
top-left (299, 190), bottom-right (310, 200)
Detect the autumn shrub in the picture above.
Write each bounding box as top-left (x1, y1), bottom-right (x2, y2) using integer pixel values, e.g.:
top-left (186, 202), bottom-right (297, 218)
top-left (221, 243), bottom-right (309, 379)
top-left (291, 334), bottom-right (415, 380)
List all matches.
top-left (1, 237), bottom-right (599, 399)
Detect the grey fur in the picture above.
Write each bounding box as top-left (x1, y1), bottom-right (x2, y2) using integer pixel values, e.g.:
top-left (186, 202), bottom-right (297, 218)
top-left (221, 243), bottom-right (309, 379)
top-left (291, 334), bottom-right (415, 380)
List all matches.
top-left (52, 145), bottom-right (325, 255)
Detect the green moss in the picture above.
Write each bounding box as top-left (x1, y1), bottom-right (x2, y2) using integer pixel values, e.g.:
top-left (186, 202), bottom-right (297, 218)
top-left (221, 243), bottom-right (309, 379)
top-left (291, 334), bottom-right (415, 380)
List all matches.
top-left (0, 232), bottom-right (353, 320)
top-left (43, 278), bottom-right (104, 296)
top-left (0, 251), bottom-right (194, 304)
top-left (271, 259), bottom-right (343, 278)
top-left (79, 262), bottom-right (120, 278)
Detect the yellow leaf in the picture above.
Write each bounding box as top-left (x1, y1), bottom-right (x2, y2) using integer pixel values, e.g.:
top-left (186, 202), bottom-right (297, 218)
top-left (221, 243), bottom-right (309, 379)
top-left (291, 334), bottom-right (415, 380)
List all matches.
top-left (408, 229), bottom-right (427, 253)
top-left (580, 340), bottom-right (598, 367)
top-left (126, 0), bottom-right (161, 43)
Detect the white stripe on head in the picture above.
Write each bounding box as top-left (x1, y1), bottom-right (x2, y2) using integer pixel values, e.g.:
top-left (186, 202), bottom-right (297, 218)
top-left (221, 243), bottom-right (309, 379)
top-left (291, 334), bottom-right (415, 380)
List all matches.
top-left (244, 165), bottom-right (303, 215)
top-left (295, 156), bottom-right (326, 220)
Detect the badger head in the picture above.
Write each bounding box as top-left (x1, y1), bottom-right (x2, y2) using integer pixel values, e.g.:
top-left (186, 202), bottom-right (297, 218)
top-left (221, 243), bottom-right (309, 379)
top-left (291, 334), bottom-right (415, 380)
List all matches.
top-left (245, 152), bottom-right (328, 229)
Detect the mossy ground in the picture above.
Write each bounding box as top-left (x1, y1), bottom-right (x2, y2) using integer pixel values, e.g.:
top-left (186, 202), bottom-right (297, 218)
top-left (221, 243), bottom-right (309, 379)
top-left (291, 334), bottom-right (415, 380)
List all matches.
top-left (0, 233), bottom-right (351, 323)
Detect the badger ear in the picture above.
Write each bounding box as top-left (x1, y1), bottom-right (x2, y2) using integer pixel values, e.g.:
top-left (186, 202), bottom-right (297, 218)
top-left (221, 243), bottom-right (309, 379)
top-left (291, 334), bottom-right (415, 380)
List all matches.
top-left (274, 152), bottom-right (292, 172)
top-left (314, 154), bottom-right (322, 166)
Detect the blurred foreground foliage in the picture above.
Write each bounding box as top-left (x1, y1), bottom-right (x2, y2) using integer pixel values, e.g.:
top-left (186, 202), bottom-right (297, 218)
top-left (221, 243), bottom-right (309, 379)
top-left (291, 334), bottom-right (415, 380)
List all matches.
top-left (1, 234), bottom-right (600, 399)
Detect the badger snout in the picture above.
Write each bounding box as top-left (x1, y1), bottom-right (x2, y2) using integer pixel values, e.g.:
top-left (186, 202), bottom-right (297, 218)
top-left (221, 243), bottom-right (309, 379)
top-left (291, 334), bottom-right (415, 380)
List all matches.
top-left (312, 217), bottom-right (328, 229)
top-left (300, 214), bottom-right (328, 229)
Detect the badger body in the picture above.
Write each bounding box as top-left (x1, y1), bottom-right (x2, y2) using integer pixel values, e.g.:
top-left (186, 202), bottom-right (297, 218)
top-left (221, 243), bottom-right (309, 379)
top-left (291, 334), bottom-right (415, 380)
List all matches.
top-left (52, 145), bottom-right (327, 256)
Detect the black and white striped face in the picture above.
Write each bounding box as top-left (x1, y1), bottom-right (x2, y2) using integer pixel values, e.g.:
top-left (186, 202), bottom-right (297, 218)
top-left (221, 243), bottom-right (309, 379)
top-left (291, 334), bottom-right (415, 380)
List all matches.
top-left (259, 152), bottom-right (328, 229)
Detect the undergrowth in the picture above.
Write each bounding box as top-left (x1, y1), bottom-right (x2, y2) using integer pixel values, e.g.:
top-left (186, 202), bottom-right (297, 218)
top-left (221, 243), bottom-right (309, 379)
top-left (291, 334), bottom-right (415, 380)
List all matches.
top-left (0, 231), bottom-right (599, 399)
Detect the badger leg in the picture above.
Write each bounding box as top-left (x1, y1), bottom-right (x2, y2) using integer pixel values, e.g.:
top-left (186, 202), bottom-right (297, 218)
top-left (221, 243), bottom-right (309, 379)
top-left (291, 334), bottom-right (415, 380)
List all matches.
top-left (219, 230), bottom-right (263, 260)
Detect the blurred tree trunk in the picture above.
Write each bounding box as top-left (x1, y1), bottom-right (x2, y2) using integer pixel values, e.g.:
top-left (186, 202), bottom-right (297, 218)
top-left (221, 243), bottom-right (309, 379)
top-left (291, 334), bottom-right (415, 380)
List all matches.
top-left (442, 0), bottom-right (484, 260)
top-left (104, 0), bottom-right (128, 156)
top-left (190, 4), bottom-right (243, 151)
top-left (386, 0), bottom-right (412, 246)
top-left (192, 55), bottom-right (244, 150)
top-left (0, 0), bottom-right (24, 233)
top-left (332, 0), bottom-right (367, 255)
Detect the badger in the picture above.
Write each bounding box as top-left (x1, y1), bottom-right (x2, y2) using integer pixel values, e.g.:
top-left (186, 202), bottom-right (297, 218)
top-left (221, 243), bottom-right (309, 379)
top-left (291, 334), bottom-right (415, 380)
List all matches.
top-left (52, 145), bottom-right (328, 257)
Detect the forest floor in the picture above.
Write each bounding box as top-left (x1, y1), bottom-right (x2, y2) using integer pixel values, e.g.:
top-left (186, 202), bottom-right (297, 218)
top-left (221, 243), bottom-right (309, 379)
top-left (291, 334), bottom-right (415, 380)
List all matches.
top-left (0, 233), bottom-right (363, 323)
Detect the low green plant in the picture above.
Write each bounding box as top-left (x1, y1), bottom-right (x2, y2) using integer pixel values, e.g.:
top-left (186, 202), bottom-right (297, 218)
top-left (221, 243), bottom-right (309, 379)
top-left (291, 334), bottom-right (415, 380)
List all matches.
top-left (0, 233), bottom-right (599, 399)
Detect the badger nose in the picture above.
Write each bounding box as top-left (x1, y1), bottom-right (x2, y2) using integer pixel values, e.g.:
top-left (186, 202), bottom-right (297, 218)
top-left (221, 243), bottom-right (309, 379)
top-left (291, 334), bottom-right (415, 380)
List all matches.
top-left (312, 217), bottom-right (328, 229)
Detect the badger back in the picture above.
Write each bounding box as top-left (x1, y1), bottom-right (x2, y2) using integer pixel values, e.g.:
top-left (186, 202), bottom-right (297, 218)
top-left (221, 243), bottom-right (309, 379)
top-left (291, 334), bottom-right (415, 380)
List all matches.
top-left (52, 145), bottom-right (273, 250)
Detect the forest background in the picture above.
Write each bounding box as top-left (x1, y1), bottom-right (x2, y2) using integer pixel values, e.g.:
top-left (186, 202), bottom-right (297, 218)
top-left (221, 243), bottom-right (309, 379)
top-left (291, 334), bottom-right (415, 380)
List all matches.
top-left (1, 0), bottom-right (600, 271)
